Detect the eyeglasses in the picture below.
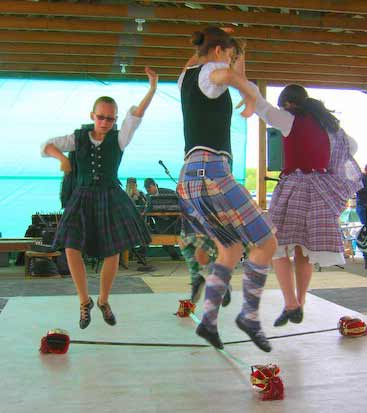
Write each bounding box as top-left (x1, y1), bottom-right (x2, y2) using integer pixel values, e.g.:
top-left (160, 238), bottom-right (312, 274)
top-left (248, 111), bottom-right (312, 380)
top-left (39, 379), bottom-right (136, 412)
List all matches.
top-left (93, 113), bottom-right (117, 123)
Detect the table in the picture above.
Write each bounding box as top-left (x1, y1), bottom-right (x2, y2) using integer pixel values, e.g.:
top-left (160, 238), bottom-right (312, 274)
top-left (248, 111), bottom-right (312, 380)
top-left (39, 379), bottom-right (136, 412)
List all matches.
top-left (0, 238), bottom-right (43, 253)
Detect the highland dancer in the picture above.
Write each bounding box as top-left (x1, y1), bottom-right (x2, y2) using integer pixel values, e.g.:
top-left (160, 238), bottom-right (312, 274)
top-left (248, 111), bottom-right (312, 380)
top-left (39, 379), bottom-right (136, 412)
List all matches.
top-left (177, 27), bottom-right (277, 352)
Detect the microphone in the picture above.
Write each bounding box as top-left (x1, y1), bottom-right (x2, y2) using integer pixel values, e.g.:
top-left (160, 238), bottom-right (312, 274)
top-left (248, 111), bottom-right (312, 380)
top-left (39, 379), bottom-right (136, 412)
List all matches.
top-left (158, 160), bottom-right (169, 173)
top-left (158, 160), bottom-right (178, 184)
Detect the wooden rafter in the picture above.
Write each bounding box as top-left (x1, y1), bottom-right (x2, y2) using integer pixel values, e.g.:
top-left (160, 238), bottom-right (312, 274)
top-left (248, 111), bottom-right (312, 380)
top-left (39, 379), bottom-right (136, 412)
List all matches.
top-left (148, 0), bottom-right (367, 14)
top-left (0, 7), bottom-right (366, 32)
top-left (0, 1), bottom-right (366, 87)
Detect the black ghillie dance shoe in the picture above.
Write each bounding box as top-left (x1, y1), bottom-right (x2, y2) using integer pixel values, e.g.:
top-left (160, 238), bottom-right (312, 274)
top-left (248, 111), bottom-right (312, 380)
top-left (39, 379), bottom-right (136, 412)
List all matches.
top-left (79, 297), bottom-right (94, 329)
top-left (97, 299), bottom-right (117, 326)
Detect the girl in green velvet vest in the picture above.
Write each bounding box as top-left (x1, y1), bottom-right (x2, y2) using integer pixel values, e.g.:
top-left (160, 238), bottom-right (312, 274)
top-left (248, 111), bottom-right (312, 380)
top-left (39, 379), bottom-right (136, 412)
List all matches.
top-left (41, 68), bottom-right (158, 329)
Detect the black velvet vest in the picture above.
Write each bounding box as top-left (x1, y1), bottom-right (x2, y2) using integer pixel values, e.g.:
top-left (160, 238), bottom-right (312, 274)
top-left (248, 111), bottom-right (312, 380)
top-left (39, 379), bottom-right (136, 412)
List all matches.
top-left (181, 65), bottom-right (232, 156)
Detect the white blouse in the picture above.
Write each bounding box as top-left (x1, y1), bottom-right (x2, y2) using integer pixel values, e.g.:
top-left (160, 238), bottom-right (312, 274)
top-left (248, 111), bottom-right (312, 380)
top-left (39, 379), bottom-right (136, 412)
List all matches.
top-left (178, 61), bottom-right (230, 98)
top-left (251, 82), bottom-right (358, 155)
top-left (40, 106), bottom-right (142, 156)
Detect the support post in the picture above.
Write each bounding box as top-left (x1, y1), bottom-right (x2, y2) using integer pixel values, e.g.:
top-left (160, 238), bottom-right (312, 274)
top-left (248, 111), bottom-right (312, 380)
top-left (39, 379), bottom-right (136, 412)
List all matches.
top-left (256, 80), bottom-right (267, 210)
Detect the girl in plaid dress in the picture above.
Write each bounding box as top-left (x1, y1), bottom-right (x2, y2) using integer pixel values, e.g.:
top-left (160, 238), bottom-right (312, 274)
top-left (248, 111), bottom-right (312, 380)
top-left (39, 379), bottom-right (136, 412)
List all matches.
top-left (248, 83), bottom-right (362, 327)
top-left (177, 27), bottom-right (277, 352)
top-left (41, 68), bottom-right (158, 329)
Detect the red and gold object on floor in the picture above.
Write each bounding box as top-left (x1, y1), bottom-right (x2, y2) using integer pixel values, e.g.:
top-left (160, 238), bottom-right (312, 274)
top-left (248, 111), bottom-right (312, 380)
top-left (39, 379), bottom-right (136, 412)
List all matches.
top-left (176, 299), bottom-right (196, 317)
top-left (250, 364), bottom-right (284, 401)
top-left (39, 329), bottom-right (70, 354)
top-left (338, 316), bottom-right (367, 337)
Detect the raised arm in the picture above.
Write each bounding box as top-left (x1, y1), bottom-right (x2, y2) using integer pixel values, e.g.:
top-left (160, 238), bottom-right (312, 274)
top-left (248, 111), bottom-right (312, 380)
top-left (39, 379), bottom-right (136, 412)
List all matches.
top-left (210, 67), bottom-right (256, 118)
top-left (131, 67), bottom-right (158, 118)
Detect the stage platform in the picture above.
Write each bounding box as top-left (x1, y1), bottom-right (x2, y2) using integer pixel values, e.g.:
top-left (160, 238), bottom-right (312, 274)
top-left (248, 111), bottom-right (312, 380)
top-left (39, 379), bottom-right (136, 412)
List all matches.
top-left (1, 290), bottom-right (366, 413)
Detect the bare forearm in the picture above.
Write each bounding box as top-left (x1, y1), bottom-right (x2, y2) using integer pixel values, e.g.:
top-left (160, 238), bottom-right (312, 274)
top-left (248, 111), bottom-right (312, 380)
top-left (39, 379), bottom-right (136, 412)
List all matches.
top-left (44, 143), bottom-right (68, 162)
top-left (211, 68), bottom-right (256, 100)
top-left (132, 87), bottom-right (157, 118)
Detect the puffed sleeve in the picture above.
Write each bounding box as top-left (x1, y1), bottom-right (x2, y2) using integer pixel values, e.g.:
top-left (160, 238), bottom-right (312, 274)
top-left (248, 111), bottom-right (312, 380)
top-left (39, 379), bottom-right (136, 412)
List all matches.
top-left (118, 106), bottom-right (143, 150)
top-left (249, 82), bottom-right (295, 137)
top-left (40, 133), bottom-right (76, 157)
top-left (198, 62), bottom-right (230, 99)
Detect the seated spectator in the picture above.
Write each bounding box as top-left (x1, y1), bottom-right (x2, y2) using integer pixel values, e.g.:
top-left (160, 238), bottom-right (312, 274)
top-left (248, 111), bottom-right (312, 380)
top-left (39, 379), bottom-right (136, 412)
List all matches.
top-left (126, 177), bottom-right (146, 208)
top-left (144, 177), bottom-right (175, 196)
top-left (144, 177), bottom-right (181, 260)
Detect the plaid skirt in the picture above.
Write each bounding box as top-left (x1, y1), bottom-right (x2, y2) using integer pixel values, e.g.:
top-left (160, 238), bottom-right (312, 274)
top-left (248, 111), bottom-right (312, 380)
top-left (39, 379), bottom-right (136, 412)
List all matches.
top-left (177, 151), bottom-right (275, 247)
top-left (269, 171), bottom-right (345, 255)
top-left (53, 185), bottom-right (151, 258)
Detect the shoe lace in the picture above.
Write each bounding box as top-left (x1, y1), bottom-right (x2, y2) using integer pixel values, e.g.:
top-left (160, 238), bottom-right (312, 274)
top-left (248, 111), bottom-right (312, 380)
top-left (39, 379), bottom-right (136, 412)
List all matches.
top-left (80, 301), bottom-right (91, 320)
top-left (99, 302), bottom-right (113, 318)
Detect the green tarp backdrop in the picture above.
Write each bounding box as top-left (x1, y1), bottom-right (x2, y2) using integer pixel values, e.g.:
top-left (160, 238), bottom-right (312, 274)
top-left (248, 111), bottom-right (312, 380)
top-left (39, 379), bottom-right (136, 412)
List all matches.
top-left (0, 78), bottom-right (247, 237)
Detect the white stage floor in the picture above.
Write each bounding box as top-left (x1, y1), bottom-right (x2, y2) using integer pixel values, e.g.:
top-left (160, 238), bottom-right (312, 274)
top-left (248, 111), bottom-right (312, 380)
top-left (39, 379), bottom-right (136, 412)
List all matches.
top-left (1, 291), bottom-right (366, 413)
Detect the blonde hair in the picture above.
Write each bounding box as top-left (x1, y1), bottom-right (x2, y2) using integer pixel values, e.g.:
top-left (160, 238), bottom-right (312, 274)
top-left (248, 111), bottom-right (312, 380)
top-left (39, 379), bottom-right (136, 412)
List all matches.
top-left (126, 181), bottom-right (136, 197)
top-left (92, 96), bottom-right (118, 112)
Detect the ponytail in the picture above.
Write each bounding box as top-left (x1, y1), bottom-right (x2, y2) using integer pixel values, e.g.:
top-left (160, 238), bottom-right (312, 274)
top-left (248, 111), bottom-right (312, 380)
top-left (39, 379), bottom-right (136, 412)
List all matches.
top-left (191, 27), bottom-right (233, 57)
top-left (278, 84), bottom-right (340, 133)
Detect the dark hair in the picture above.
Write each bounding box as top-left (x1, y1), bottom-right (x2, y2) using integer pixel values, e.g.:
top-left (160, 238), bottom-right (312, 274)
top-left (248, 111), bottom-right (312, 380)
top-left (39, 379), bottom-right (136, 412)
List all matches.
top-left (278, 84), bottom-right (340, 133)
top-left (92, 96), bottom-right (118, 112)
top-left (191, 27), bottom-right (233, 57)
top-left (144, 178), bottom-right (156, 190)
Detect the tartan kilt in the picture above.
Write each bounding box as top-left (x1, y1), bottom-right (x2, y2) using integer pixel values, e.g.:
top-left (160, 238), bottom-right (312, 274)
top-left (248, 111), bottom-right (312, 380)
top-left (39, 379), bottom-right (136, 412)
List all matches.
top-left (176, 151), bottom-right (275, 247)
top-left (53, 185), bottom-right (151, 258)
top-left (269, 171), bottom-right (344, 253)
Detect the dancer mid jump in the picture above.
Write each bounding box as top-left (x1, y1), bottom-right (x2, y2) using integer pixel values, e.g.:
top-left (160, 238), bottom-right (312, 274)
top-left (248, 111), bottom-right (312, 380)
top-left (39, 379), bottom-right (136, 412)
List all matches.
top-left (177, 27), bottom-right (277, 352)
top-left (41, 68), bottom-right (158, 329)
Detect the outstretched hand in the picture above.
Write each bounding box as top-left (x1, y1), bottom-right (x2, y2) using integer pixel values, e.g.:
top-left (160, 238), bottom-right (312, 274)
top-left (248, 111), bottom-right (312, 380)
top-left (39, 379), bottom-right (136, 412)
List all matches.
top-left (239, 96), bottom-right (256, 118)
top-left (220, 27), bottom-right (234, 34)
top-left (145, 67), bottom-right (158, 90)
top-left (236, 95), bottom-right (256, 118)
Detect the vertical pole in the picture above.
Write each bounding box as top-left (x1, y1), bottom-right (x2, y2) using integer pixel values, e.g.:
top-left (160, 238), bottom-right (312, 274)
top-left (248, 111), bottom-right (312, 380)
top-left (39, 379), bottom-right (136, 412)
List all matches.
top-left (243, 118), bottom-right (247, 186)
top-left (256, 80), bottom-right (267, 210)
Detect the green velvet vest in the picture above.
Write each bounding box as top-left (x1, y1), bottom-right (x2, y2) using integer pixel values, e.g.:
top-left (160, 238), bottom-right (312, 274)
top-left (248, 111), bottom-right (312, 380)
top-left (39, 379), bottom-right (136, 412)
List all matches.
top-left (74, 126), bottom-right (122, 188)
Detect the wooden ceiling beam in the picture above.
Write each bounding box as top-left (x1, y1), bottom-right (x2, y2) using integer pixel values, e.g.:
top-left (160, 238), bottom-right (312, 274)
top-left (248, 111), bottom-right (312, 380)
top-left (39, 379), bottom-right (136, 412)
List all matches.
top-left (2, 53), bottom-right (367, 75)
top-left (247, 52), bottom-right (367, 68)
top-left (246, 62), bottom-right (367, 77)
top-left (1, 63), bottom-right (366, 85)
top-left (0, 8), bottom-right (365, 33)
top-left (2, 0), bottom-right (367, 19)
top-left (149, 1), bottom-right (367, 15)
top-left (0, 43), bottom-right (189, 59)
top-left (0, 72), bottom-right (362, 91)
top-left (2, 35), bottom-right (367, 60)
top-left (1, 29), bottom-right (367, 51)
top-left (248, 39), bottom-right (367, 58)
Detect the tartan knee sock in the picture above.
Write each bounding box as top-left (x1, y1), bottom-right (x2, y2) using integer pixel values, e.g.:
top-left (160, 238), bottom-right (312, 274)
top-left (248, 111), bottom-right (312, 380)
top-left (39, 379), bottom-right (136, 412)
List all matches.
top-left (181, 244), bottom-right (202, 283)
top-left (201, 263), bottom-right (232, 333)
top-left (238, 259), bottom-right (268, 330)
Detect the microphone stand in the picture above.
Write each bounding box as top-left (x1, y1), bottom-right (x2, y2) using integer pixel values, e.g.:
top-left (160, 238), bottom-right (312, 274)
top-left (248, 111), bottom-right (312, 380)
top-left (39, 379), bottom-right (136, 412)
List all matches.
top-left (163, 168), bottom-right (178, 185)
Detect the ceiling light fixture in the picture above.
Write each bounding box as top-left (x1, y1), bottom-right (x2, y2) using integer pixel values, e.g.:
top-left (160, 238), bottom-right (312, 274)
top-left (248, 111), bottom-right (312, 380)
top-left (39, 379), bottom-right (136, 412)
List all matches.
top-left (135, 18), bottom-right (146, 32)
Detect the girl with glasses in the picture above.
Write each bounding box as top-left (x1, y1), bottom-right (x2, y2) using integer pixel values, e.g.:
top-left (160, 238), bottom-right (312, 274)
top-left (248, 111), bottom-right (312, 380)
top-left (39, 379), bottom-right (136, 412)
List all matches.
top-left (41, 68), bottom-right (158, 329)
